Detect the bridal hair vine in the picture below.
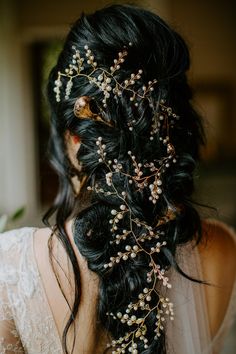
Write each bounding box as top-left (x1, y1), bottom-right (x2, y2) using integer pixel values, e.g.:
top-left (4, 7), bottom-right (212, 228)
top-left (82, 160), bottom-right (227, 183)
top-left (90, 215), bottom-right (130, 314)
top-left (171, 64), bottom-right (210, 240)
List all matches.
top-left (78, 46), bottom-right (179, 350)
top-left (86, 102), bottom-right (179, 352)
top-left (86, 135), bottom-right (178, 353)
top-left (56, 42), bottom-right (180, 353)
top-left (54, 42), bottom-right (158, 107)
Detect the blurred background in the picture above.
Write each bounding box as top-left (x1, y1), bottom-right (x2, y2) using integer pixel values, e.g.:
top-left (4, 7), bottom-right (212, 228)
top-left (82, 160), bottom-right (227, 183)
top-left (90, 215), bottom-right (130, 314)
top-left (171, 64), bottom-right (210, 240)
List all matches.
top-left (0, 0), bottom-right (235, 352)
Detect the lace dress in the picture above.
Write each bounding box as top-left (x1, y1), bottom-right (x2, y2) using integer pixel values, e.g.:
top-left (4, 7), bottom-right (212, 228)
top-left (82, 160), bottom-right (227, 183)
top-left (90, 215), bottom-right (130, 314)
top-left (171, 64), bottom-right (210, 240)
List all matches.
top-left (0, 224), bottom-right (235, 354)
top-left (0, 228), bottom-right (62, 353)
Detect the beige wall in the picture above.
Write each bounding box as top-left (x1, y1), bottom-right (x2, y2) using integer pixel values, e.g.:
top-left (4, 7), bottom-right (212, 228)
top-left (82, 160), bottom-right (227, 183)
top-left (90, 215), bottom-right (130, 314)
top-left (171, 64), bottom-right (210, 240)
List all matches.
top-left (0, 0), bottom-right (38, 224)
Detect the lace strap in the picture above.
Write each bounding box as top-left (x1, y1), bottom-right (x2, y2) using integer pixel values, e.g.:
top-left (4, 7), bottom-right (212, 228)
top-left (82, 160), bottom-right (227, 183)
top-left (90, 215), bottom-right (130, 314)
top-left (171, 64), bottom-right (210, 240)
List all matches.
top-left (0, 230), bottom-right (25, 353)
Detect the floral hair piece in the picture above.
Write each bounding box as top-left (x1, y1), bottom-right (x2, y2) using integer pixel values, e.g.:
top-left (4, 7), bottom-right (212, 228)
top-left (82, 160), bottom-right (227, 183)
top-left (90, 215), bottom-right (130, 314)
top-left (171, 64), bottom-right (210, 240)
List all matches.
top-left (54, 43), bottom-right (158, 107)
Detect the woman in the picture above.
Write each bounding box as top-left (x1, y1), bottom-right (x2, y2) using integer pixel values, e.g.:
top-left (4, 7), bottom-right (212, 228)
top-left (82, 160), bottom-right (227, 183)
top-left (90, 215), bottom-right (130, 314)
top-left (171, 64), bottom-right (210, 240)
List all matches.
top-left (0, 4), bottom-right (236, 354)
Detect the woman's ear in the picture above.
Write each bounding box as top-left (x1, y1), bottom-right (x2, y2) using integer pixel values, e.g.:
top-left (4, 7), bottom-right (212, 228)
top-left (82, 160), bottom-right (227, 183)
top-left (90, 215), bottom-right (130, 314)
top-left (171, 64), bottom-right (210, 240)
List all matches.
top-left (64, 130), bottom-right (81, 172)
top-left (64, 130), bottom-right (85, 196)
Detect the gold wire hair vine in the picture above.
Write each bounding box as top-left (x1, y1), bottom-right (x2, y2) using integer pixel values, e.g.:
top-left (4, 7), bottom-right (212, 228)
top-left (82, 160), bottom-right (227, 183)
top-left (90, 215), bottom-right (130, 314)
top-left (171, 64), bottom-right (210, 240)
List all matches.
top-left (87, 136), bottom-right (177, 353)
top-left (54, 43), bottom-right (158, 107)
top-left (54, 42), bottom-right (180, 138)
top-left (85, 103), bottom-right (179, 353)
top-left (55, 42), bottom-right (181, 353)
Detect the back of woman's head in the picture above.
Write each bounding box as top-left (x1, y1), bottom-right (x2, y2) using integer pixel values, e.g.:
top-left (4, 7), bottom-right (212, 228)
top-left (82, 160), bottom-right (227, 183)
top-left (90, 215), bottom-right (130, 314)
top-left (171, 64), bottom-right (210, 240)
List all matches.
top-left (46, 4), bottom-right (205, 354)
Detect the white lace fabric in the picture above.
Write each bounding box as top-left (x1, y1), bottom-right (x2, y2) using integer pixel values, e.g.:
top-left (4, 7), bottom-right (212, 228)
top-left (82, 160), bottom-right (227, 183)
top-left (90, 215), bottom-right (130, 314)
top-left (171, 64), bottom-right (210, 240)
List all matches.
top-left (0, 228), bottom-right (62, 354)
top-left (0, 224), bottom-right (236, 354)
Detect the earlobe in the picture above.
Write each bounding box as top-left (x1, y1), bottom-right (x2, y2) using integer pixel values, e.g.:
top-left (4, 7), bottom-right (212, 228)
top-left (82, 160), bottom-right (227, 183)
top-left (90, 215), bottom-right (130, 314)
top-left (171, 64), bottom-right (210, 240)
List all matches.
top-left (65, 129), bottom-right (81, 146)
top-left (72, 135), bottom-right (80, 144)
top-left (64, 129), bottom-right (81, 173)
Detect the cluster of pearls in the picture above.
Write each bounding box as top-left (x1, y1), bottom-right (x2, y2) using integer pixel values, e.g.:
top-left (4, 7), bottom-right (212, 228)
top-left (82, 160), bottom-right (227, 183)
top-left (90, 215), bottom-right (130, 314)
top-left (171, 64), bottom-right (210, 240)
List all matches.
top-left (147, 261), bottom-right (172, 288)
top-left (106, 287), bottom-right (174, 353)
top-left (91, 136), bottom-right (179, 231)
top-left (87, 183), bottom-right (116, 197)
top-left (153, 297), bottom-right (174, 339)
top-left (54, 45), bottom-right (86, 102)
top-left (107, 317), bottom-right (149, 353)
top-left (150, 99), bottom-right (180, 140)
top-left (106, 172), bottom-right (113, 186)
top-left (84, 45), bottom-right (97, 68)
top-left (109, 205), bottom-right (128, 233)
top-left (148, 178), bottom-right (162, 203)
top-left (65, 79), bottom-right (73, 100)
top-left (53, 43), bottom-right (158, 107)
top-left (110, 49), bottom-right (128, 74)
top-left (104, 244), bottom-right (140, 268)
top-left (126, 149), bottom-right (177, 205)
top-left (109, 229), bottom-right (132, 245)
top-left (93, 137), bottom-right (177, 211)
top-left (138, 229), bottom-right (164, 243)
top-left (108, 331), bottom-right (148, 354)
top-left (54, 77), bottom-right (62, 102)
top-left (96, 136), bottom-right (107, 162)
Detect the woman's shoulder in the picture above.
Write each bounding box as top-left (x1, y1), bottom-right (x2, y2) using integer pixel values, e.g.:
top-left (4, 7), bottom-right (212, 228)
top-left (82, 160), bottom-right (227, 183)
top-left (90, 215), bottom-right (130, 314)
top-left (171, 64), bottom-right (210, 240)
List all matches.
top-left (198, 218), bottom-right (236, 338)
top-left (201, 218), bottom-right (236, 247)
top-left (199, 218), bottom-right (236, 285)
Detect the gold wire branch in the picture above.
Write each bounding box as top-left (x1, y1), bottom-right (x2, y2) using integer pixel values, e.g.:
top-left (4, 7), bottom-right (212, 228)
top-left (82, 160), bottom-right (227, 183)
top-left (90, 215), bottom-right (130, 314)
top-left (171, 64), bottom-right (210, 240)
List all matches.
top-left (54, 44), bottom-right (158, 107)
top-left (55, 42), bottom-right (181, 354)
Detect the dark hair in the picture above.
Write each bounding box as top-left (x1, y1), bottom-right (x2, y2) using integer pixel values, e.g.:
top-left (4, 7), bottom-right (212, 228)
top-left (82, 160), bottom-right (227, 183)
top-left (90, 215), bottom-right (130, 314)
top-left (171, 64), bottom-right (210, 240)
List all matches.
top-left (44, 4), bottom-right (205, 354)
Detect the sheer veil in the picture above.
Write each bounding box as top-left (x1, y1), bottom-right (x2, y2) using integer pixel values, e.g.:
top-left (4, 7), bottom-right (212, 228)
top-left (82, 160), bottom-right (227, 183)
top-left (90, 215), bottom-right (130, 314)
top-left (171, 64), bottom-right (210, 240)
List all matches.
top-left (166, 222), bottom-right (236, 354)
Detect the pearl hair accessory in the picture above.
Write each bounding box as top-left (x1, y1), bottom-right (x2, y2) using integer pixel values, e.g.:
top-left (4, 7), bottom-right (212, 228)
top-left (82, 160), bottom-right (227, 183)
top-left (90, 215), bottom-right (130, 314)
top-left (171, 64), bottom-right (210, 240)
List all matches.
top-left (83, 86), bottom-right (180, 352)
top-left (54, 43), bottom-right (158, 107)
top-left (56, 41), bottom-right (181, 353)
top-left (149, 99), bottom-right (180, 139)
top-left (86, 133), bottom-right (179, 353)
top-left (71, 94), bottom-right (179, 143)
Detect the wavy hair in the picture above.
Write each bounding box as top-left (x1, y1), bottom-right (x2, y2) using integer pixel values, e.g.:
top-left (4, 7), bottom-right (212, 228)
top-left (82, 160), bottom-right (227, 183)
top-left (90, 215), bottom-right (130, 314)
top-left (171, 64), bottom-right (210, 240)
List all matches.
top-left (44, 4), bottom-right (205, 354)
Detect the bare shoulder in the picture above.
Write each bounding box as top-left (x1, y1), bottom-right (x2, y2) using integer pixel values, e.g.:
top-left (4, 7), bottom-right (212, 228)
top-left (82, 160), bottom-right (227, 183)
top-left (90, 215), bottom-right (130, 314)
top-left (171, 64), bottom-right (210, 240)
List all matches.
top-left (34, 226), bottom-right (52, 241)
top-left (199, 218), bottom-right (236, 283)
top-left (198, 218), bottom-right (236, 337)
